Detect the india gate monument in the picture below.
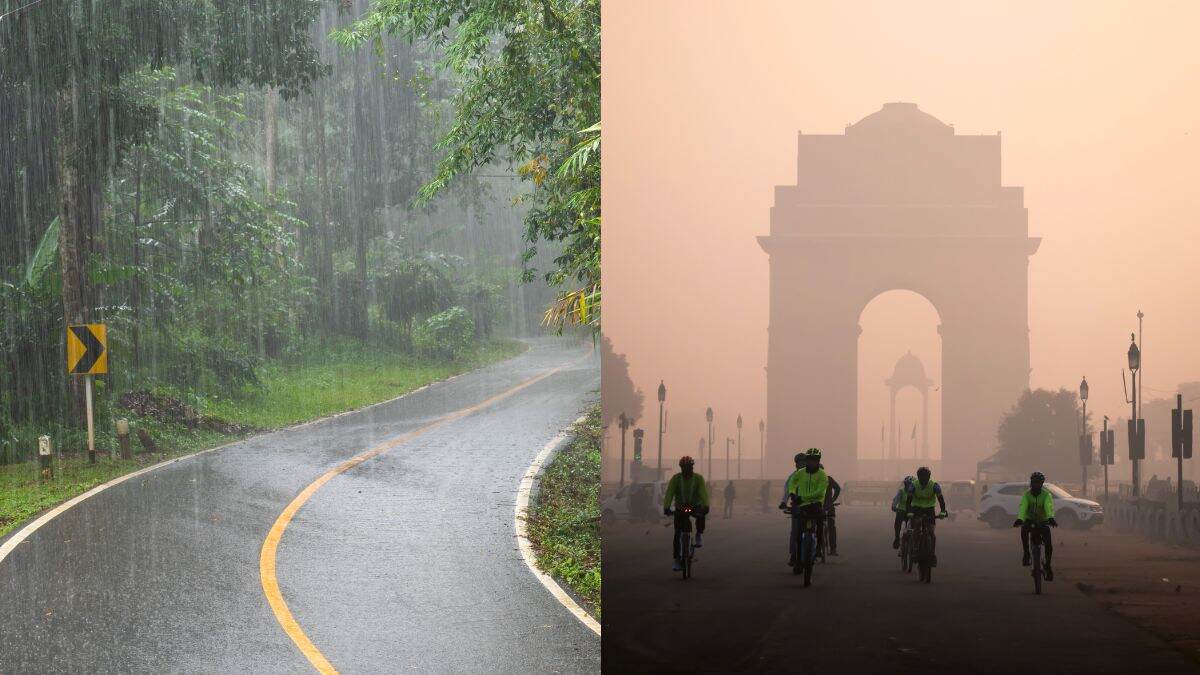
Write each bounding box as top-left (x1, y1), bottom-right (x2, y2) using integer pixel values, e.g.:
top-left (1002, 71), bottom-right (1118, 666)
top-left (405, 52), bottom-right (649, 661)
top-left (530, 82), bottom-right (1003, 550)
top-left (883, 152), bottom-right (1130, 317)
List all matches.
top-left (759, 102), bottom-right (1040, 479)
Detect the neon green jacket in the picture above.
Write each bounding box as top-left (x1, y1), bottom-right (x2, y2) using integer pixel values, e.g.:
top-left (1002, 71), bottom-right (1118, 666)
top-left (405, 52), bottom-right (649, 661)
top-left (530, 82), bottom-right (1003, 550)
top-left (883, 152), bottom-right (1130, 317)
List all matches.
top-left (1018, 489), bottom-right (1054, 523)
top-left (907, 479), bottom-right (942, 509)
top-left (786, 468), bottom-right (829, 506)
top-left (663, 473), bottom-right (709, 509)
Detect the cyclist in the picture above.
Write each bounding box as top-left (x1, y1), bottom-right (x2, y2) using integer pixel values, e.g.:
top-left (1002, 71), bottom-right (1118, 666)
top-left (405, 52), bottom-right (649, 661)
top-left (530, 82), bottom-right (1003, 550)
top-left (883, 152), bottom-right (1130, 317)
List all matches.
top-left (903, 466), bottom-right (948, 562)
top-left (821, 464), bottom-right (842, 556)
top-left (779, 448), bottom-right (828, 566)
top-left (891, 475), bottom-right (914, 549)
top-left (664, 455), bottom-right (709, 571)
top-left (1013, 471), bottom-right (1058, 580)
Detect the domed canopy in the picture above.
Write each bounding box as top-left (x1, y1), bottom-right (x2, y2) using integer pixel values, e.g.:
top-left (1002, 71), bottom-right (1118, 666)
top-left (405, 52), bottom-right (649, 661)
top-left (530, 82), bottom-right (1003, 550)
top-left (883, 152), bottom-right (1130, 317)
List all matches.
top-left (885, 350), bottom-right (934, 391)
top-left (847, 102), bottom-right (953, 138)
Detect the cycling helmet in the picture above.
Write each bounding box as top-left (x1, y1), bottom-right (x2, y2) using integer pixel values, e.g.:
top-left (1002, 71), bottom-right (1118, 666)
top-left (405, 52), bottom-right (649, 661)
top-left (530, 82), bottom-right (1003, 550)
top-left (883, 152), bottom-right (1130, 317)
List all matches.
top-left (793, 452), bottom-right (805, 464)
top-left (804, 448), bottom-right (822, 461)
top-left (1030, 471), bottom-right (1045, 483)
top-left (903, 475), bottom-right (915, 486)
top-left (679, 455), bottom-right (695, 467)
top-left (916, 466), bottom-right (931, 477)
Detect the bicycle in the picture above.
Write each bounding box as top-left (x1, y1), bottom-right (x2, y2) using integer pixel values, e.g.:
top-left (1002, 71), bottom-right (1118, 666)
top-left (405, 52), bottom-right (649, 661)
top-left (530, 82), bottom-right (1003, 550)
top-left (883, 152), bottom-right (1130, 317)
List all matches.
top-left (1025, 521), bottom-right (1052, 595)
top-left (786, 502), bottom-right (823, 587)
top-left (669, 505), bottom-right (698, 580)
top-left (910, 511), bottom-right (948, 584)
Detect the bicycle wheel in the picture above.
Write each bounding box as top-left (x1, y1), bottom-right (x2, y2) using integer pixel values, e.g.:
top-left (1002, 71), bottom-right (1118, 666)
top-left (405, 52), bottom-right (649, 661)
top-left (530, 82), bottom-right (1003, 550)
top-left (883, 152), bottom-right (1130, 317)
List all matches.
top-left (900, 539), bottom-right (910, 573)
top-left (803, 533), bottom-right (814, 587)
top-left (682, 535), bottom-right (692, 580)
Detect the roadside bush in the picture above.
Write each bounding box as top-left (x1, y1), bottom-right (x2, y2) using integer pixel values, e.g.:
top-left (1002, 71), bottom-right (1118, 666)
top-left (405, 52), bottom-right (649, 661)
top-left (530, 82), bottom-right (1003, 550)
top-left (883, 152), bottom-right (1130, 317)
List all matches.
top-left (413, 307), bottom-right (475, 360)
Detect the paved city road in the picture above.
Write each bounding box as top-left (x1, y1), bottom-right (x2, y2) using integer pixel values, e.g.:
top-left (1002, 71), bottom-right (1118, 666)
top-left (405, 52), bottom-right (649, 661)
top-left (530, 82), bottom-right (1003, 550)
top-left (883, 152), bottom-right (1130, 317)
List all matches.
top-left (0, 338), bottom-right (598, 673)
top-left (603, 504), bottom-right (1200, 674)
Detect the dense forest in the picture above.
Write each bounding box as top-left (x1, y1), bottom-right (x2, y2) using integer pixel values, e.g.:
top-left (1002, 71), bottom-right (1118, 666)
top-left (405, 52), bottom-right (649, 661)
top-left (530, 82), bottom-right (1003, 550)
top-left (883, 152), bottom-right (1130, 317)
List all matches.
top-left (0, 0), bottom-right (600, 463)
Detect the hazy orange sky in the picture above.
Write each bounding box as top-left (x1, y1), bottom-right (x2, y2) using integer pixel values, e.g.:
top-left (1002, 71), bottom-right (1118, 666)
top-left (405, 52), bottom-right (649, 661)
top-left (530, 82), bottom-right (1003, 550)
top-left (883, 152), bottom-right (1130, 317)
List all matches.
top-left (601, 1), bottom-right (1200, 475)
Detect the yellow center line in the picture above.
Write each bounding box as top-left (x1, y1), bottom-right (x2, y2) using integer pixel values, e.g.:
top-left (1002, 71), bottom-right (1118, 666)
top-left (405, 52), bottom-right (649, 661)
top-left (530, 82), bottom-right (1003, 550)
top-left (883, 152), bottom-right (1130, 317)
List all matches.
top-left (259, 345), bottom-right (593, 673)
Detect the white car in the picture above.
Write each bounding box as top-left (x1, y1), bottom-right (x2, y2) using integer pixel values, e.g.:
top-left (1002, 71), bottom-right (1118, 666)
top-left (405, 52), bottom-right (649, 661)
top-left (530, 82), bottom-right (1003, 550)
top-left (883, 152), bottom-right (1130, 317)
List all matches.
top-left (601, 481), bottom-right (667, 524)
top-left (977, 482), bottom-right (1104, 530)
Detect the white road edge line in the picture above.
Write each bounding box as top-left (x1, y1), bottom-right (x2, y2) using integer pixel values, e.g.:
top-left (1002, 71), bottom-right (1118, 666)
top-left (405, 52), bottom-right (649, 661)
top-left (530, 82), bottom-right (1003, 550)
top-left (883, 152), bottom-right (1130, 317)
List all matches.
top-left (0, 342), bottom-right (536, 566)
top-left (514, 414), bottom-right (601, 637)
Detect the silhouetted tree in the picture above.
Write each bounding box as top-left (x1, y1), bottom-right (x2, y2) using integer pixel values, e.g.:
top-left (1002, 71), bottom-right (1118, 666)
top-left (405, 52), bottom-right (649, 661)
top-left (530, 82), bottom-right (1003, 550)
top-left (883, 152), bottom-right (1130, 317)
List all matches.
top-left (600, 334), bottom-right (643, 431)
top-left (994, 388), bottom-right (1086, 481)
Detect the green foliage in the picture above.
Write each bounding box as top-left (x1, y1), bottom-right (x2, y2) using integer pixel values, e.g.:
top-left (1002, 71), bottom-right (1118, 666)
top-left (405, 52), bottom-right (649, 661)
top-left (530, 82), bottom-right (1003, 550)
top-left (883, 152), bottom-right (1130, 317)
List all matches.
top-left (526, 404), bottom-right (601, 616)
top-left (335, 0), bottom-right (601, 323)
top-left (413, 306), bottom-right (476, 360)
top-left (23, 218), bottom-right (60, 289)
top-left (995, 388), bottom-right (1085, 480)
top-left (207, 336), bottom-right (521, 429)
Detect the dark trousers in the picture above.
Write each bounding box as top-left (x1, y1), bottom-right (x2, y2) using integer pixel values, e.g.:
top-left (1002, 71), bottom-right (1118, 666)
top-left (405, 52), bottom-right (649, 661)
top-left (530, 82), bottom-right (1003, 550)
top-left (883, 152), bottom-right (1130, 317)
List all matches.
top-left (825, 507), bottom-right (837, 552)
top-left (672, 511), bottom-right (706, 559)
top-left (1021, 522), bottom-right (1053, 564)
top-left (723, 499), bottom-right (734, 518)
top-left (788, 505), bottom-right (823, 561)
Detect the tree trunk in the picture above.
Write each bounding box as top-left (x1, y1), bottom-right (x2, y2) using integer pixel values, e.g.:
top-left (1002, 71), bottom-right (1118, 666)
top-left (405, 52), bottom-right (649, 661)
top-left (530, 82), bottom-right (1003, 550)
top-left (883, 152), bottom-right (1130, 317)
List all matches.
top-left (312, 93), bottom-right (335, 335)
top-left (264, 86), bottom-right (278, 200)
top-left (55, 80), bottom-right (95, 428)
top-left (131, 154), bottom-right (143, 370)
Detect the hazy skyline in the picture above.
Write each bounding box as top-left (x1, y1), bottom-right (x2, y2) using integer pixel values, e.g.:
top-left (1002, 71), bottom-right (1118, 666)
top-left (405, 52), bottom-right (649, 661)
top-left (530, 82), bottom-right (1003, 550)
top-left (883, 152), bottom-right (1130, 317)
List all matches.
top-left (602, 1), bottom-right (1200, 478)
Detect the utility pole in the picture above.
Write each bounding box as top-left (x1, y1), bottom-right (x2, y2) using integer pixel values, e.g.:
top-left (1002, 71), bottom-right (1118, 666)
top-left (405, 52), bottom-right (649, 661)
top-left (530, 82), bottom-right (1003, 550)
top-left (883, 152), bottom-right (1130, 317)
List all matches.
top-left (1079, 377), bottom-right (1090, 496)
top-left (706, 407), bottom-right (714, 479)
top-left (759, 419), bottom-right (765, 480)
top-left (618, 412), bottom-right (630, 488)
top-left (736, 415), bottom-right (743, 480)
top-left (657, 381), bottom-right (666, 479)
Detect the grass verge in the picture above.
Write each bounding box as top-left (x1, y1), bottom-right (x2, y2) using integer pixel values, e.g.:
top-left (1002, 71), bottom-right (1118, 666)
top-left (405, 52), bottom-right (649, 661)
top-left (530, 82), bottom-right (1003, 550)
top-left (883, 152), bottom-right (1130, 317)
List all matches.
top-left (526, 404), bottom-right (601, 617)
top-left (0, 338), bottom-right (524, 539)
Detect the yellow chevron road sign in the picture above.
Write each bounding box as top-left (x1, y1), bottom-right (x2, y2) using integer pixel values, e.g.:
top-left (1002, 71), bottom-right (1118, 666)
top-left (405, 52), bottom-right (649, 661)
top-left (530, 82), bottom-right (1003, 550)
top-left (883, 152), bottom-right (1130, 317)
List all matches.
top-left (67, 324), bottom-right (108, 375)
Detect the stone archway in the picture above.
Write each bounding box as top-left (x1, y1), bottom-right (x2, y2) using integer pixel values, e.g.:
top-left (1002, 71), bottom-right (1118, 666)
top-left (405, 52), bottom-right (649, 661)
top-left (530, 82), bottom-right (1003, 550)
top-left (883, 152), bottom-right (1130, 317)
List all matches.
top-left (759, 103), bottom-right (1039, 479)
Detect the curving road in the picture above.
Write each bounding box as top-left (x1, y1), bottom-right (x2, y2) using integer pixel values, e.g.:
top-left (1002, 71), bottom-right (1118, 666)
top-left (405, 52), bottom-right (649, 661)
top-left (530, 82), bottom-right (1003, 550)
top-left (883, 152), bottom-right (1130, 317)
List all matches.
top-left (0, 338), bottom-right (598, 674)
top-left (603, 504), bottom-right (1200, 673)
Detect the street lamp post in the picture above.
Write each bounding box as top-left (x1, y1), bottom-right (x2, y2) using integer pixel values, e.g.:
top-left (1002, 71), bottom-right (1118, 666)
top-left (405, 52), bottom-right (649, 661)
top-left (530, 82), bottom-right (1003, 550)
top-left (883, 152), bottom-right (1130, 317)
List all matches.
top-left (657, 381), bottom-right (666, 478)
top-left (1128, 334), bottom-right (1142, 498)
top-left (618, 412), bottom-right (630, 488)
top-left (759, 419), bottom-right (765, 479)
top-left (726, 437), bottom-right (733, 481)
top-left (1079, 377), bottom-right (1089, 496)
top-left (736, 415), bottom-right (743, 480)
top-left (706, 407), bottom-right (714, 479)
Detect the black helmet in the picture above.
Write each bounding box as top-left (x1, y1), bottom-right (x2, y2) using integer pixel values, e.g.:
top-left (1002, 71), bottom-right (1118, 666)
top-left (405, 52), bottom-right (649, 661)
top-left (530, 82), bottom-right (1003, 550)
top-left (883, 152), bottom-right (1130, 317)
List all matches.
top-left (794, 452), bottom-right (805, 464)
top-left (916, 466), bottom-right (931, 477)
top-left (1030, 471), bottom-right (1045, 483)
top-left (680, 455), bottom-right (695, 467)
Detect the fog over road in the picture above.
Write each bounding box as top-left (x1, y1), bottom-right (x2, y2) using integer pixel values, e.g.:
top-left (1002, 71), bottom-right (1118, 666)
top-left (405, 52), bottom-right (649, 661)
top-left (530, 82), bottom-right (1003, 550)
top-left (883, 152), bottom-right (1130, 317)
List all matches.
top-left (603, 504), bottom-right (1200, 673)
top-left (0, 338), bottom-right (598, 673)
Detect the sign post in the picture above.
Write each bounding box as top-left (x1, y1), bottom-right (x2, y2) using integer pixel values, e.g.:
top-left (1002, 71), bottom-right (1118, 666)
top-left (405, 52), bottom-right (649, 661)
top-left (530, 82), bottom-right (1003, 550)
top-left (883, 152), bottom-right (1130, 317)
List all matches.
top-left (1100, 417), bottom-right (1115, 499)
top-left (67, 323), bottom-right (107, 464)
top-left (1171, 394), bottom-right (1193, 513)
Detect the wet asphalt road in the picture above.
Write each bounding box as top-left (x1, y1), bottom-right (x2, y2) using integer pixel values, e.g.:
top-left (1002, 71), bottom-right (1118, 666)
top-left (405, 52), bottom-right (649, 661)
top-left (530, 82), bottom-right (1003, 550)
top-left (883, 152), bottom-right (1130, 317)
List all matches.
top-left (602, 505), bottom-right (1200, 674)
top-left (0, 338), bottom-right (599, 674)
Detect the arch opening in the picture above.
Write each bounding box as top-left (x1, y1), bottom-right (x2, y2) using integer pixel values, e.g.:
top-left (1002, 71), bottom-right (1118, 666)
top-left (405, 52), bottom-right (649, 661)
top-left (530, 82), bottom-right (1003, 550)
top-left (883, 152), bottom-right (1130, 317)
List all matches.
top-left (857, 290), bottom-right (942, 479)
